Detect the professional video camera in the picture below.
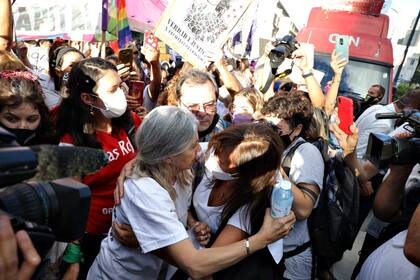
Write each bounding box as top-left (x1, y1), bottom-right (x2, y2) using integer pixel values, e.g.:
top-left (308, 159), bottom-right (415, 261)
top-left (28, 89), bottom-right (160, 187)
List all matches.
top-left (260, 35), bottom-right (299, 93)
top-left (366, 109), bottom-right (420, 169)
top-left (0, 127), bottom-right (107, 270)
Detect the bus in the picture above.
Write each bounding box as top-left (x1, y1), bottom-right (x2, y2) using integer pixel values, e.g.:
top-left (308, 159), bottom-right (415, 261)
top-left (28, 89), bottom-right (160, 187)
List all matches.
top-left (296, 6), bottom-right (394, 104)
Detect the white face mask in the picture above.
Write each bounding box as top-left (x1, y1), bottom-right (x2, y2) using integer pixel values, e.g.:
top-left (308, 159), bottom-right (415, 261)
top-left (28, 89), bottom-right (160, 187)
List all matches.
top-left (94, 88), bottom-right (127, 118)
top-left (205, 153), bottom-right (238, 181)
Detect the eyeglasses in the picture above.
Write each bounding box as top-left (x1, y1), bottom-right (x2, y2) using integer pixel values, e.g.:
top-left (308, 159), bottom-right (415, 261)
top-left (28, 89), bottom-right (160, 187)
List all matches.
top-left (180, 100), bottom-right (217, 113)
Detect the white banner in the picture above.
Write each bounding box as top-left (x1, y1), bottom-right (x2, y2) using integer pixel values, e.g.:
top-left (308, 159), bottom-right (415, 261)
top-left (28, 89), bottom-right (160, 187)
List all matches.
top-left (27, 46), bottom-right (49, 73)
top-left (12, 0), bottom-right (102, 40)
top-left (155, 0), bottom-right (255, 67)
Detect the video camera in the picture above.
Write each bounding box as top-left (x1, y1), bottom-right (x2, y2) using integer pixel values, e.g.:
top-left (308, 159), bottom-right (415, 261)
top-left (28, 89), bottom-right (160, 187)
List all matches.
top-left (366, 109), bottom-right (420, 169)
top-left (0, 127), bottom-right (92, 269)
top-left (260, 35), bottom-right (299, 93)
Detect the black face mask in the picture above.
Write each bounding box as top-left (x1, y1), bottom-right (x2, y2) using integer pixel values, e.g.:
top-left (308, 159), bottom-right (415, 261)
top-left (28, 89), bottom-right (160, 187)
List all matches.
top-left (363, 95), bottom-right (380, 105)
top-left (2, 127), bottom-right (36, 145)
top-left (280, 130), bottom-right (295, 148)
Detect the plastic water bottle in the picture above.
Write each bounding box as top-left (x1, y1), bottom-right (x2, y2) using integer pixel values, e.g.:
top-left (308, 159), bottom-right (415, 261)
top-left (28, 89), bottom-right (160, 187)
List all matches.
top-left (271, 178), bottom-right (293, 218)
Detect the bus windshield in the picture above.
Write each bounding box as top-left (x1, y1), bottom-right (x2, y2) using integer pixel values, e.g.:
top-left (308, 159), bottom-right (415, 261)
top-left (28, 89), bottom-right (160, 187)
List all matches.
top-left (314, 53), bottom-right (391, 102)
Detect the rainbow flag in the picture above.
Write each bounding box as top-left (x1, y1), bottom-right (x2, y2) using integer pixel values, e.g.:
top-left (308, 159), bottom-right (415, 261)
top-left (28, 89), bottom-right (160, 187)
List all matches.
top-left (116, 0), bottom-right (132, 48)
top-left (97, 0), bottom-right (132, 49)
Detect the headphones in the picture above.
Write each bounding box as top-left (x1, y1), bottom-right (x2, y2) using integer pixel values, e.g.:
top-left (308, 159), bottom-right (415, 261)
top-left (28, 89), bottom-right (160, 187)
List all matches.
top-left (51, 46), bottom-right (83, 69)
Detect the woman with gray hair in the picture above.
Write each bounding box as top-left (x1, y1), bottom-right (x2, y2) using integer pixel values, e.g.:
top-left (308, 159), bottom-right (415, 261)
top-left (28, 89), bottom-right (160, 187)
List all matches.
top-left (88, 106), bottom-right (295, 280)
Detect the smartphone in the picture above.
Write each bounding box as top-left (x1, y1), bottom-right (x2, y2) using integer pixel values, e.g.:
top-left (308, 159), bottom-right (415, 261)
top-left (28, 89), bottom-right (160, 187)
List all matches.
top-left (118, 48), bottom-right (133, 67)
top-left (144, 32), bottom-right (159, 49)
top-left (335, 35), bottom-right (350, 61)
top-left (128, 80), bottom-right (145, 105)
top-left (337, 96), bottom-right (354, 135)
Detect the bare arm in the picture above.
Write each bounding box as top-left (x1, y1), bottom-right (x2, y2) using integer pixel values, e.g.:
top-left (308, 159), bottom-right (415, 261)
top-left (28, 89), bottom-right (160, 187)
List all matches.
top-left (279, 167), bottom-right (319, 220)
top-left (293, 48), bottom-right (325, 108)
top-left (214, 57), bottom-right (242, 94)
top-left (154, 210), bottom-right (295, 279)
top-left (324, 50), bottom-right (348, 116)
top-left (373, 164), bottom-right (415, 222)
top-left (404, 204), bottom-right (420, 266)
top-left (0, 0), bottom-right (12, 51)
top-left (141, 46), bottom-right (161, 103)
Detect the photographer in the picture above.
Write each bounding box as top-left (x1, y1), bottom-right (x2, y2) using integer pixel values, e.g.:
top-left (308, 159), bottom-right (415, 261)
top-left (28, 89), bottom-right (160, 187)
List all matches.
top-left (0, 215), bottom-right (41, 280)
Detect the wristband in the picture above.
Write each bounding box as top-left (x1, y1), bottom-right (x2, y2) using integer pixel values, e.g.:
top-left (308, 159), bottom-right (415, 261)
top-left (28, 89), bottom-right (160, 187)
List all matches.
top-left (245, 239), bottom-right (251, 255)
top-left (63, 243), bottom-right (84, 264)
top-left (302, 70), bottom-right (313, 79)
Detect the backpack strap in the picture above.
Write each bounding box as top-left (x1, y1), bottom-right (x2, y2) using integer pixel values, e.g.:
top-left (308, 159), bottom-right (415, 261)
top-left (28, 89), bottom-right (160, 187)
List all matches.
top-left (281, 140), bottom-right (306, 177)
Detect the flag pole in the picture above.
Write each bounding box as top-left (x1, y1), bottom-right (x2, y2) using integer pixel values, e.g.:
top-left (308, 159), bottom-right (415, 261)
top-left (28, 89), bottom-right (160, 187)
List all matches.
top-left (101, 0), bottom-right (108, 58)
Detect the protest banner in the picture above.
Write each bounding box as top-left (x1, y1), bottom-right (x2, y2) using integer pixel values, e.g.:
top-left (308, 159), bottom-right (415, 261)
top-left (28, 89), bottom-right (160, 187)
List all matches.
top-left (155, 0), bottom-right (255, 68)
top-left (12, 0), bottom-right (102, 41)
top-left (27, 46), bottom-right (49, 73)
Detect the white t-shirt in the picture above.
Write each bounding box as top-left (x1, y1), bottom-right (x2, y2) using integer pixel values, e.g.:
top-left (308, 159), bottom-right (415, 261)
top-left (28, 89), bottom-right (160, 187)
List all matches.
top-left (87, 177), bottom-right (189, 280)
top-left (193, 173), bottom-right (224, 234)
top-left (357, 230), bottom-right (420, 280)
top-left (355, 103), bottom-right (396, 159)
top-left (282, 138), bottom-right (324, 280)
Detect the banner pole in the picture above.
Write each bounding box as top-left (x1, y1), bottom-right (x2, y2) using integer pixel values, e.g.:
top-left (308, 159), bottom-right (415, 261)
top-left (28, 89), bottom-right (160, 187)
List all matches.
top-left (101, 0), bottom-right (109, 58)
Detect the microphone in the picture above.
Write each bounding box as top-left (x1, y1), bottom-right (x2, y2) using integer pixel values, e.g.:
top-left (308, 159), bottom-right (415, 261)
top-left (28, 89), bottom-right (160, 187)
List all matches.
top-left (0, 145), bottom-right (108, 187)
top-left (31, 145), bottom-right (109, 181)
top-left (375, 112), bottom-right (403, 120)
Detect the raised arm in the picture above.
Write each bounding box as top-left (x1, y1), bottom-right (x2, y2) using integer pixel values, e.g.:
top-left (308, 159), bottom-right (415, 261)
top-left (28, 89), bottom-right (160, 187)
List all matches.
top-left (210, 49), bottom-right (242, 94)
top-left (292, 48), bottom-right (325, 107)
top-left (0, 0), bottom-right (12, 51)
top-left (324, 50), bottom-right (347, 117)
top-left (141, 45), bottom-right (161, 103)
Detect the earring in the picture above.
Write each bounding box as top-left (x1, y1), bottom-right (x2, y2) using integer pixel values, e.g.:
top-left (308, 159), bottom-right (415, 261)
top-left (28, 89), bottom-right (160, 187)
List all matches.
top-left (83, 122), bottom-right (94, 134)
top-left (83, 105), bottom-right (95, 134)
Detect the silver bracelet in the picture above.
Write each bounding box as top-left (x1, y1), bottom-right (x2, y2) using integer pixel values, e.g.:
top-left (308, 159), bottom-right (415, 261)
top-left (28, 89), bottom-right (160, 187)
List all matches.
top-left (245, 239), bottom-right (251, 255)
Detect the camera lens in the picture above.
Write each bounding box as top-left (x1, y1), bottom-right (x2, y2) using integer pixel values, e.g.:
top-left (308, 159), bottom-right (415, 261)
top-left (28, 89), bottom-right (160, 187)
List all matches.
top-left (0, 182), bottom-right (59, 227)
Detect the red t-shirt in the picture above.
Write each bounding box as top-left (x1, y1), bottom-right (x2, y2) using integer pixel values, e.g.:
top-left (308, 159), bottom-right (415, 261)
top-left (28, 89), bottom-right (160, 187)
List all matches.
top-left (60, 113), bottom-right (142, 234)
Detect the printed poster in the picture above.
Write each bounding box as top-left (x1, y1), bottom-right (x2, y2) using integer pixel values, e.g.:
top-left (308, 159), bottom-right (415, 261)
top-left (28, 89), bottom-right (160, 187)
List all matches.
top-left (155, 0), bottom-right (255, 68)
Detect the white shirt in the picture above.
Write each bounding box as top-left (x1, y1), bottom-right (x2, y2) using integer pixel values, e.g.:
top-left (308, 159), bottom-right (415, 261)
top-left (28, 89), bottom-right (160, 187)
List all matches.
top-left (87, 177), bottom-right (189, 280)
top-left (357, 230), bottom-right (420, 280)
top-left (193, 173), bottom-right (224, 234)
top-left (355, 103), bottom-right (396, 159)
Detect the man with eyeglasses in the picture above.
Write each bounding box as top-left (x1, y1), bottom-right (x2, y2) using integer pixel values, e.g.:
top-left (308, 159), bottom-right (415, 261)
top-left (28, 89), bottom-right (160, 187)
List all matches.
top-left (173, 69), bottom-right (229, 142)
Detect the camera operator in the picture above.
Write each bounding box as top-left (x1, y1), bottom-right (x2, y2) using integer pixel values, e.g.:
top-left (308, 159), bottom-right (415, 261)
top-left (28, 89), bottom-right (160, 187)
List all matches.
top-left (356, 163), bottom-right (420, 279)
top-left (0, 215), bottom-right (41, 280)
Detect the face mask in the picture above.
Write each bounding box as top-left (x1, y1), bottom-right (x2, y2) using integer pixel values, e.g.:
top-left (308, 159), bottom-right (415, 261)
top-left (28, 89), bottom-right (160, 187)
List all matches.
top-left (93, 88), bottom-right (127, 118)
top-left (364, 95), bottom-right (380, 105)
top-left (280, 130), bottom-right (295, 148)
top-left (232, 112), bottom-right (253, 124)
top-left (205, 153), bottom-right (238, 181)
top-left (7, 128), bottom-right (36, 145)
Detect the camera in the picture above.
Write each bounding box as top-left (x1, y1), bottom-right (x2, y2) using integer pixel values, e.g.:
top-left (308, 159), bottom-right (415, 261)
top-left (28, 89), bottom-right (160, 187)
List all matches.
top-left (269, 35), bottom-right (299, 68)
top-left (260, 35), bottom-right (299, 93)
top-left (0, 127), bottom-right (91, 263)
top-left (366, 109), bottom-right (420, 169)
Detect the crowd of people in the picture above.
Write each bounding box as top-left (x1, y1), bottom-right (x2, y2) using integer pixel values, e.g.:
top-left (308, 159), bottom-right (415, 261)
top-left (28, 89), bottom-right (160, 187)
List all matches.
top-left (0, 0), bottom-right (419, 280)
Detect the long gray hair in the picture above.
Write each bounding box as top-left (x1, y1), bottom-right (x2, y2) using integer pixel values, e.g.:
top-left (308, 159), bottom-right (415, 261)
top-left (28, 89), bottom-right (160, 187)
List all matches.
top-left (132, 106), bottom-right (198, 200)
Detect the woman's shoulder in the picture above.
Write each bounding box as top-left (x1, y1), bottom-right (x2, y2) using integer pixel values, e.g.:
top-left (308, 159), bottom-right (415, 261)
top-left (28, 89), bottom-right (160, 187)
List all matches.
top-left (125, 177), bottom-right (169, 196)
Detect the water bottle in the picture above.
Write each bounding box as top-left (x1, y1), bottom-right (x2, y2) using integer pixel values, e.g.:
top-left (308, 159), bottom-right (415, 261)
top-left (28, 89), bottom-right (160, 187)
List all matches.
top-left (271, 177), bottom-right (293, 218)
